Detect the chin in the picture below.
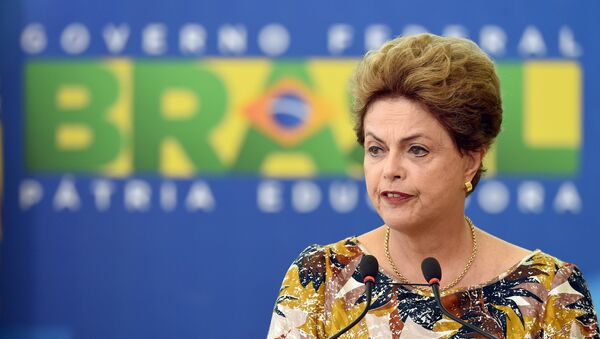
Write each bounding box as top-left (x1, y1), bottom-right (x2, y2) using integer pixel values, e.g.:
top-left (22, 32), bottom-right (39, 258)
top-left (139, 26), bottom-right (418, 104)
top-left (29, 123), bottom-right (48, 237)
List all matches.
top-left (380, 212), bottom-right (418, 230)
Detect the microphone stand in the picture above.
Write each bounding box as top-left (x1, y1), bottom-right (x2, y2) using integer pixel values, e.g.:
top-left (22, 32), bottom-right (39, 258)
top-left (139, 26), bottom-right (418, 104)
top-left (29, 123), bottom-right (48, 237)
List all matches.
top-left (328, 281), bottom-right (430, 339)
top-left (328, 280), bottom-right (374, 339)
top-left (430, 283), bottom-right (497, 339)
top-left (328, 253), bottom-right (496, 339)
top-left (387, 281), bottom-right (496, 338)
top-left (382, 282), bottom-right (430, 287)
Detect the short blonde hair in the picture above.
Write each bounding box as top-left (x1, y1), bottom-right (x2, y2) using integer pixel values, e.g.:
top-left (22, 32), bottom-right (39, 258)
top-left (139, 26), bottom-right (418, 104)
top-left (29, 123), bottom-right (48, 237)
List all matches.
top-left (351, 33), bottom-right (502, 191)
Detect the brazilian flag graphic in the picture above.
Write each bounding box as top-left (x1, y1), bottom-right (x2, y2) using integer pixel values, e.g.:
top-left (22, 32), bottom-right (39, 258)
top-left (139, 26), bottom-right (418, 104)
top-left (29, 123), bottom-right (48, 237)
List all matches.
top-left (24, 59), bottom-right (580, 177)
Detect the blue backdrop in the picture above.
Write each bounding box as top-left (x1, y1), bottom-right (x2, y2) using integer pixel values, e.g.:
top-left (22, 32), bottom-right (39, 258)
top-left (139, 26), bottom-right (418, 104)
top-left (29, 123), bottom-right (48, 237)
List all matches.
top-left (1, 1), bottom-right (599, 338)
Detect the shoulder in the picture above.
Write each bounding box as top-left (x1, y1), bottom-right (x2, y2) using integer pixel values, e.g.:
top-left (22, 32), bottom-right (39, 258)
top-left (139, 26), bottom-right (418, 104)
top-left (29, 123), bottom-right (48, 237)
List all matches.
top-left (290, 237), bottom-right (364, 282)
top-left (485, 249), bottom-right (594, 308)
top-left (523, 252), bottom-right (600, 337)
top-left (268, 237), bottom-right (367, 338)
top-left (518, 250), bottom-right (580, 281)
top-left (526, 251), bottom-right (596, 308)
top-left (506, 250), bottom-right (583, 287)
top-left (278, 237), bottom-right (364, 290)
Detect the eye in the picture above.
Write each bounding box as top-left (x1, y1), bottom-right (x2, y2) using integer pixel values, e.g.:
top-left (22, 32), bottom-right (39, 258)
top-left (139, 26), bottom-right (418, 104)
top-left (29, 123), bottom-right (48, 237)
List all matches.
top-left (367, 145), bottom-right (384, 157)
top-left (408, 145), bottom-right (429, 157)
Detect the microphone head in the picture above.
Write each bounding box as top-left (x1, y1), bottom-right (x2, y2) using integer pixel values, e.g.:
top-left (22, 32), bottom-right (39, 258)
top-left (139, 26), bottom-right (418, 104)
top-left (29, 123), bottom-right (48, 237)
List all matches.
top-left (421, 257), bottom-right (442, 284)
top-left (359, 255), bottom-right (379, 282)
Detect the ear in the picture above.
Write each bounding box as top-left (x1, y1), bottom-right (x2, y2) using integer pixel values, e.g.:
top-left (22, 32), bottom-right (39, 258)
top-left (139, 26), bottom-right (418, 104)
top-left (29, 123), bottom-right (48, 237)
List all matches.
top-left (463, 148), bottom-right (487, 182)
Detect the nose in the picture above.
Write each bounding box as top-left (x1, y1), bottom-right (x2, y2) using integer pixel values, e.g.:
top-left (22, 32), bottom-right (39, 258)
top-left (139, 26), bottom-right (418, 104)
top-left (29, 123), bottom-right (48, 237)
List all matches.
top-left (382, 150), bottom-right (405, 181)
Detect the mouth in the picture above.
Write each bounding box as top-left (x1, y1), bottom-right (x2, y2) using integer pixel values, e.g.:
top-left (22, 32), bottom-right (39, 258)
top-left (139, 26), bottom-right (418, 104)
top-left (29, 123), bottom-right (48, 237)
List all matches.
top-left (380, 190), bottom-right (415, 203)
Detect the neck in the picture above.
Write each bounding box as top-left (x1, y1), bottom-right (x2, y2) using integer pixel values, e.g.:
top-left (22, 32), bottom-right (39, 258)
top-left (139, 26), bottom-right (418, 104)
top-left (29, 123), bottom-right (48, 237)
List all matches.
top-left (386, 213), bottom-right (474, 284)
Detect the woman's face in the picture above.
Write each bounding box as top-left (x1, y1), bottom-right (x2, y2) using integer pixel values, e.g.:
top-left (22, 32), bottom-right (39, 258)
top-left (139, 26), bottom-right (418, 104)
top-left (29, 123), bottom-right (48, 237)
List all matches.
top-left (363, 97), bottom-right (482, 231)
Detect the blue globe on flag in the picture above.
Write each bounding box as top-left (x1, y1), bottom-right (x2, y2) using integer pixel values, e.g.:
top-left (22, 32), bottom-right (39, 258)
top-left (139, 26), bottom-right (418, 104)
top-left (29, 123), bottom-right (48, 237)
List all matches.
top-left (271, 92), bottom-right (309, 130)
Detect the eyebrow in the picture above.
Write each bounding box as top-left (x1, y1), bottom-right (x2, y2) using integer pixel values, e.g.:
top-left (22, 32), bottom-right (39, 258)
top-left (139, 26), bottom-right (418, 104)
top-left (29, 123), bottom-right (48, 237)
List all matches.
top-left (365, 131), bottom-right (430, 144)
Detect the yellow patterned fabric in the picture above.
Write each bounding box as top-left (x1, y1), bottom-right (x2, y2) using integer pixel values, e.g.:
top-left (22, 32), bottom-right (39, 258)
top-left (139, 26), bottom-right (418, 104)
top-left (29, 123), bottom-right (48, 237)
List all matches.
top-left (268, 237), bottom-right (599, 338)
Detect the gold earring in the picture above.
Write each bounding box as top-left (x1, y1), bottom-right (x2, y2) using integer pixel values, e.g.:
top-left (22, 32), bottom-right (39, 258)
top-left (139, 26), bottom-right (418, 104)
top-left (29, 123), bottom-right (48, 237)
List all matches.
top-left (464, 181), bottom-right (473, 193)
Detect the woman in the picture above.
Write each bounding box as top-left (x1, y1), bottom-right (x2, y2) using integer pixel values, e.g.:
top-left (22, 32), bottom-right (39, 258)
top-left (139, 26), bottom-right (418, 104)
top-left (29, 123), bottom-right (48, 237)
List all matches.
top-left (267, 34), bottom-right (599, 338)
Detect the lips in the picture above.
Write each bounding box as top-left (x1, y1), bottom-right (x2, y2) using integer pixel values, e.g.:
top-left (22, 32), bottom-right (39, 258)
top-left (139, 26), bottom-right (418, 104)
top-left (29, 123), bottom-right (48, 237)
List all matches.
top-left (380, 190), bottom-right (414, 203)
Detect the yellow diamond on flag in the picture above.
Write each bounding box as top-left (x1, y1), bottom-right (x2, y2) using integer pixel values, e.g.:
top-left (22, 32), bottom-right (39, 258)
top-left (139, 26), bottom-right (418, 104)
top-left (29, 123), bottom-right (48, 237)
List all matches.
top-left (244, 78), bottom-right (333, 147)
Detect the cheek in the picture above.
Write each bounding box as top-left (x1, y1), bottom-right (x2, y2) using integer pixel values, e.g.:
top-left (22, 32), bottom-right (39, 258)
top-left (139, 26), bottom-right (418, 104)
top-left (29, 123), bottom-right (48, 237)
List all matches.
top-left (363, 163), bottom-right (380, 195)
top-left (420, 167), bottom-right (462, 198)
top-left (411, 166), bottom-right (448, 193)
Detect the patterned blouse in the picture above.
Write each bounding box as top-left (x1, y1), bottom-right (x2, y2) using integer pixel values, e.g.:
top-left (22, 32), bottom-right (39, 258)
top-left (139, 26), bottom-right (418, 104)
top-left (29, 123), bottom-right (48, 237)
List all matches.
top-left (268, 237), bottom-right (599, 338)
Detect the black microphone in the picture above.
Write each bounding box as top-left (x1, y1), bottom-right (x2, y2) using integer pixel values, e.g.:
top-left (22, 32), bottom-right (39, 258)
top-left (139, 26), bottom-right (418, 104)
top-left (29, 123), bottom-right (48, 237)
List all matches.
top-left (421, 257), bottom-right (497, 339)
top-left (328, 255), bottom-right (378, 339)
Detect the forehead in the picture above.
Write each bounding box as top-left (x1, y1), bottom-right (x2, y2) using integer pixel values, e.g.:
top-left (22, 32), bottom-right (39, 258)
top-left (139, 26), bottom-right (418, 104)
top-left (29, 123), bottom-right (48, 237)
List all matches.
top-left (364, 97), bottom-right (446, 137)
